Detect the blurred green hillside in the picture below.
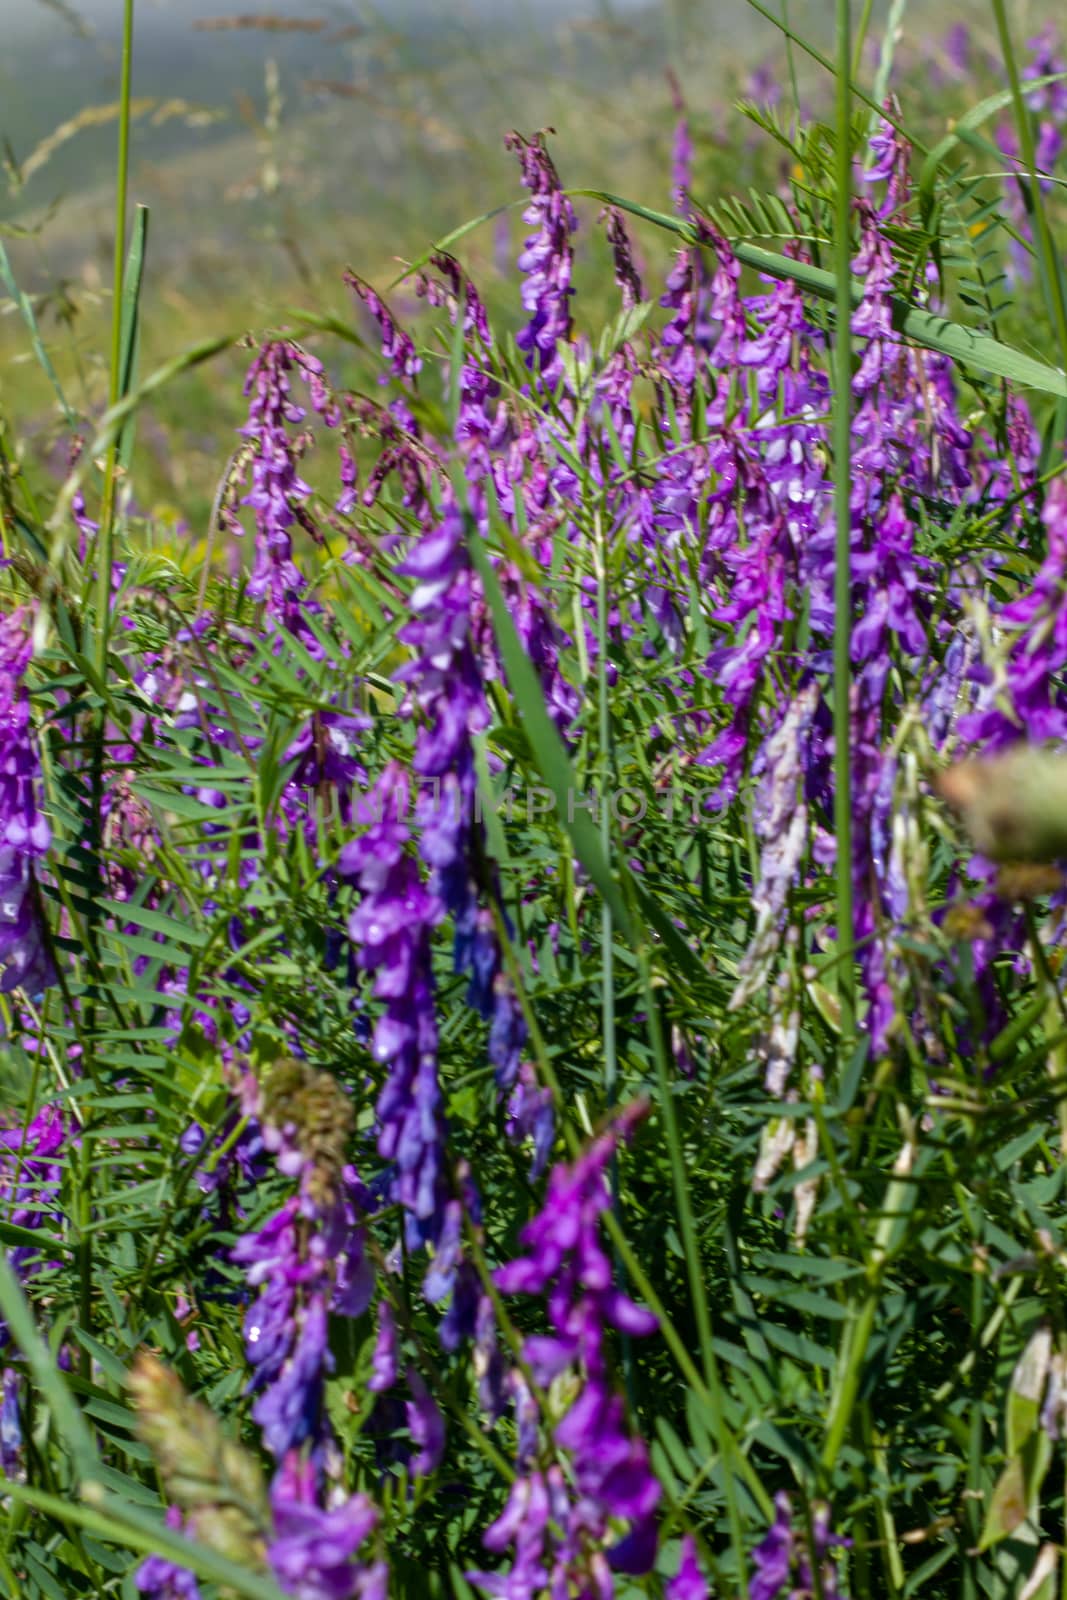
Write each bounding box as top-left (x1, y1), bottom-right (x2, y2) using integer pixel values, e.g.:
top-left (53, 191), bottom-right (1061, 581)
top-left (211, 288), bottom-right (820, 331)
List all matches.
top-left (0, 0), bottom-right (1033, 534)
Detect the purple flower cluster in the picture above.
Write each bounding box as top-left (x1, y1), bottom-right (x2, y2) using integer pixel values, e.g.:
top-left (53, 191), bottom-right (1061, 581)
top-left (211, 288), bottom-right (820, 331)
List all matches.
top-left (960, 477), bottom-right (1067, 750)
top-left (470, 1103), bottom-right (660, 1595)
top-left (750, 1492), bottom-right (846, 1600)
top-left (231, 1069), bottom-right (374, 1463)
top-left (269, 1452), bottom-right (386, 1600)
top-left (0, 609), bottom-right (55, 998)
top-left (136, 1508), bottom-right (203, 1600)
top-left (0, 1102), bottom-right (65, 1341)
top-left (340, 764), bottom-right (448, 1252)
top-left (238, 342), bottom-right (317, 627)
top-left (505, 131), bottom-right (578, 387)
top-left (1, 1367), bottom-right (22, 1478)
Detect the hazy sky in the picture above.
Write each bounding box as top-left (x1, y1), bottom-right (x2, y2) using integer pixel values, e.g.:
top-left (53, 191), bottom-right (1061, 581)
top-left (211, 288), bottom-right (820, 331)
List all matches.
top-left (4, 0), bottom-right (648, 32)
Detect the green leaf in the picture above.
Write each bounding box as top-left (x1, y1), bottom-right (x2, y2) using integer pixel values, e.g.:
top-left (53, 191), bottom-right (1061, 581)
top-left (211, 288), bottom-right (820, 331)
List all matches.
top-left (979, 1432), bottom-right (1053, 1550)
top-left (466, 516), bottom-right (633, 940)
top-left (0, 1253), bottom-right (100, 1484)
top-left (117, 204), bottom-right (149, 472)
top-left (979, 1454), bottom-right (1028, 1550)
top-left (0, 239), bottom-right (76, 427)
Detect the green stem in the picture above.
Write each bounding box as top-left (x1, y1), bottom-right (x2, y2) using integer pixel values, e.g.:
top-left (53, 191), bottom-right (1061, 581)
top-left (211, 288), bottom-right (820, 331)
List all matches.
top-left (637, 948), bottom-right (750, 1599)
top-left (851, 0), bottom-right (874, 77)
top-left (82, 0), bottom-right (135, 1367)
top-left (596, 514), bottom-right (617, 1116)
top-left (94, 0), bottom-right (136, 671)
top-left (832, 0), bottom-right (856, 1048)
top-left (821, 1291), bottom-right (878, 1473)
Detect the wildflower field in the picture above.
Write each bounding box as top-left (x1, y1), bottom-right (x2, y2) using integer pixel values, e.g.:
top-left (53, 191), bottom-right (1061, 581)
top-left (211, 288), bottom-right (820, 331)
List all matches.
top-left (8, 1), bottom-right (1067, 1596)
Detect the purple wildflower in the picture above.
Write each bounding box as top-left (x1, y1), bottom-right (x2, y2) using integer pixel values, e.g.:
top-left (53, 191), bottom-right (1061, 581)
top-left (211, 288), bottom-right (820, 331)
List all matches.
top-left (1, 1369), bottom-right (21, 1477)
top-left (367, 1301), bottom-right (398, 1393)
top-left (405, 1368), bottom-right (446, 1478)
top-left (136, 1507), bottom-right (203, 1600)
top-left (345, 272), bottom-right (422, 383)
top-left (231, 1067), bottom-right (374, 1461)
top-left (0, 610), bottom-right (55, 997)
top-left (960, 477), bottom-right (1067, 750)
top-left (505, 130), bottom-right (577, 387)
top-left (750, 1492), bottom-right (846, 1600)
top-left (667, 1536), bottom-right (710, 1600)
top-left (269, 1451), bottom-right (386, 1600)
top-left (477, 1104), bottom-right (661, 1590)
top-left (239, 342), bottom-right (319, 626)
top-left (340, 763), bottom-right (449, 1251)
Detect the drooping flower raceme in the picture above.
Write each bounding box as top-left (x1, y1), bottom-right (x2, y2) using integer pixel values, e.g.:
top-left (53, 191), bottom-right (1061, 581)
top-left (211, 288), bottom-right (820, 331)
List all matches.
top-left (268, 1452), bottom-right (387, 1600)
top-left (470, 1102), bottom-right (661, 1595)
top-left (0, 609), bottom-right (55, 998)
top-left (231, 1062), bottom-right (375, 1463)
top-left (749, 1492), bottom-right (846, 1600)
top-left (506, 130), bottom-right (578, 388)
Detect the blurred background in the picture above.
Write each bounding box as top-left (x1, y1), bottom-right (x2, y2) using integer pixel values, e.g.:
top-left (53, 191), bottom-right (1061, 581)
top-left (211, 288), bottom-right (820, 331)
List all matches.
top-left (0, 0), bottom-right (1029, 527)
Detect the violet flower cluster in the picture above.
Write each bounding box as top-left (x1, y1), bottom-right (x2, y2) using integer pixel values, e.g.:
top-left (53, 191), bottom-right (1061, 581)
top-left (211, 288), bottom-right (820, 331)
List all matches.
top-left (0, 1103), bottom-right (65, 1342)
top-left (231, 1064), bottom-right (375, 1463)
top-left (505, 131), bottom-right (578, 388)
top-left (0, 609), bottom-right (55, 999)
top-left (470, 1102), bottom-right (660, 1596)
top-left (750, 1493), bottom-right (846, 1600)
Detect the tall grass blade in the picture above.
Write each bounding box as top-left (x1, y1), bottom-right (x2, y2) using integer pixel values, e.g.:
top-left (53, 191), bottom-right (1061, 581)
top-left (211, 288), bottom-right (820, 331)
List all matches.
top-left (117, 204), bottom-right (149, 474)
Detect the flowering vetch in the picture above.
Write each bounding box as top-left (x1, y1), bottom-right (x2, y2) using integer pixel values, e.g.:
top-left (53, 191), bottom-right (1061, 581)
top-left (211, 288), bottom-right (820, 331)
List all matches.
top-left (472, 1103), bottom-right (661, 1593)
top-left (231, 1061), bottom-right (374, 1461)
top-left (0, 609), bottom-right (55, 997)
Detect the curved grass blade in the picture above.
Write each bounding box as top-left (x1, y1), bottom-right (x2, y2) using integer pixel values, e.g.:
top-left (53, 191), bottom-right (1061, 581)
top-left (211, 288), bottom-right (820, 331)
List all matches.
top-left (0, 1479), bottom-right (288, 1600)
top-left (116, 203), bottom-right (149, 475)
top-left (0, 240), bottom-right (76, 428)
top-left (0, 1250), bottom-right (100, 1483)
top-left (573, 190), bottom-right (1067, 398)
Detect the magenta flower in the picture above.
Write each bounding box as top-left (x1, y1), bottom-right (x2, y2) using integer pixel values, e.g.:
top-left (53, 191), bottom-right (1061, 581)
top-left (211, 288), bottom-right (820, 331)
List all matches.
top-left (269, 1452), bottom-right (385, 1600)
top-left (505, 130), bottom-right (577, 387)
top-left (479, 1105), bottom-right (661, 1589)
top-left (667, 1536), bottom-right (710, 1600)
top-left (750, 1492), bottom-right (846, 1600)
top-left (0, 609), bottom-right (54, 997)
top-left (135, 1507), bottom-right (202, 1600)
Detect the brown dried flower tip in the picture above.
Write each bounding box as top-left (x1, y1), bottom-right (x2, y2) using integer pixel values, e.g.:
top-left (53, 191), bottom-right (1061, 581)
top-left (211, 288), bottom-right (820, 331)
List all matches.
top-left (260, 1058), bottom-right (353, 1205)
top-left (994, 863), bottom-right (1065, 902)
top-left (942, 901), bottom-right (995, 943)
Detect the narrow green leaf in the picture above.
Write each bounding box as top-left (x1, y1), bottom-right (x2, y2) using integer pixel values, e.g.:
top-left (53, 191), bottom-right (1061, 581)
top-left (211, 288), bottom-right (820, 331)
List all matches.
top-left (0, 1253), bottom-right (100, 1483)
top-left (466, 518), bottom-right (633, 940)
